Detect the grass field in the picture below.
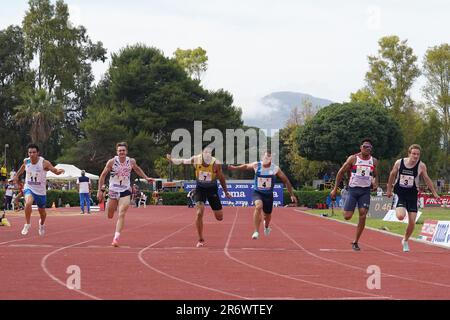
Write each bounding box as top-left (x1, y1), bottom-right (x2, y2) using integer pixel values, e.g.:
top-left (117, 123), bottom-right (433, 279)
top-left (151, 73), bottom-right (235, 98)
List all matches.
top-left (307, 207), bottom-right (450, 239)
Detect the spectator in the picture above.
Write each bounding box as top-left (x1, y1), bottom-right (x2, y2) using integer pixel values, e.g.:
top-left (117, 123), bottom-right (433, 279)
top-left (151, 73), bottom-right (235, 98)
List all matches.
top-left (323, 173), bottom-right (330, 183)
top-left (0, 165), bottom-right (7, 186)
top-left (377, 186), bottom-right (383, 197)
top-left (77, 170), bottom-right (91, 214)
top-left (9, 168), bottom-right (16, 181)
top-left (4, 179), bottom-right (14, 210)
top-left (132, 184), bottom-right (140, 207)
top-left (187, 189), bottom-right (195, 208)
top-left (152, 189), bottom-right (159, 205)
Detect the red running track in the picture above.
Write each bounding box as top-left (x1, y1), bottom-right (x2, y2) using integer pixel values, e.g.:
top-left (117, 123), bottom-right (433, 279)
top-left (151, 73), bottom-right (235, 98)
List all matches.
top-left (0, 206), bottom-right (449, 300)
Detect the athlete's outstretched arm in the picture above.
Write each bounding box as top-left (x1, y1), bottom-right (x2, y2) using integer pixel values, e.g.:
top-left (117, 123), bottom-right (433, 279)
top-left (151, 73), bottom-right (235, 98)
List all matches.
top-left (43, 160), bottom-right (65, 175)
top-left (276, 169), bottom-right (297, 204)
top-left (421, 163), bottom-right (439, 198)
top-left (228, 163), bottom-right (256, 171)
top-left (97, 159), bottom-right (113, 202)
top-left (166, 154), bottom-right (194, 165)
top-left (131, 159), bottom-right (154, 183)
top-left (331, 155), bottom-right (355, 199)
top-left (386, 160), bottom-right (400, 198)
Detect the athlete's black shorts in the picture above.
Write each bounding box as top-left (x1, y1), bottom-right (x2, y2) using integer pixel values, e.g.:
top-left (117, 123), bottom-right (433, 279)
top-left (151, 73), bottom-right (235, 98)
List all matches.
top-left (108, 189), bottom-right (132, 200)
top-left (194, 185), bottom-right (222, 211)
top-left (252, 191), bottom-right (274, 214)
top-left (395, 194), bottom-right (418, 213)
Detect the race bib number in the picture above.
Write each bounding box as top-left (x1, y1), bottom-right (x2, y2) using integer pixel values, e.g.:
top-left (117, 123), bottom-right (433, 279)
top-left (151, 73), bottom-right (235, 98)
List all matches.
top-left (257, 177), bottom-right (272, 190)
top-left (199, 171), bottom-right (212, 182)
top-left (400, 174), bottom-right (414, 188)
top-left (356, 166), bottom-right (370, 178)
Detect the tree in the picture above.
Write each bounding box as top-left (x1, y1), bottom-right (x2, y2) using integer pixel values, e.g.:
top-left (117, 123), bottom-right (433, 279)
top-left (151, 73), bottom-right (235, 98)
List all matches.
top-left (350, 88), bottom-right (382, 107)
top-left (14, 88), bottom-right (63, 151)
top-left (60, 44), bottom-right (243, 174)
top-left (365, 35), bottom-right (421, 115)
top-left (173, 47), bottom-right (208, 81)
top-left (423, 44), bottom-right (450, 165)
top-left (286, 97), bottom-right (318, 127)
top-left (297, 102), bottom-right (403, 163)
top-left (417, 108), bottom-right (442, 179)
top-left (22, 0), bottom-right (106, 159)
top-left (279, 124), bottom-right (328, 187)
top-left (0, 25), bottom-right (33, 168)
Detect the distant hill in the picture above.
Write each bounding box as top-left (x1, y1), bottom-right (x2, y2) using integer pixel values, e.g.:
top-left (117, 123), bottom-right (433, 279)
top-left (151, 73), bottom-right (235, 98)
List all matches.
top-left (243, 91), bottom-right (333, 130)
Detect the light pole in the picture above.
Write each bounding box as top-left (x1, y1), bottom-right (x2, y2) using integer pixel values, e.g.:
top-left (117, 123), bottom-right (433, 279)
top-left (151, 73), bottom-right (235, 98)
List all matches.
top-left (4, 144), bottom-right (8, 168)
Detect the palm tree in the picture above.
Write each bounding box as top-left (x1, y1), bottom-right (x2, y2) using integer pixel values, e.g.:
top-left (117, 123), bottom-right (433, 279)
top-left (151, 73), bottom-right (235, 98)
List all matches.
top-left (14, 89), bottom-right (63, 149)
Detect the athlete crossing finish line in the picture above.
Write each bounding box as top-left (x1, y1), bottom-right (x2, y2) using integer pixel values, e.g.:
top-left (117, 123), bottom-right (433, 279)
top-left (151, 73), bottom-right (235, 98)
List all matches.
top-left (167, 146), bottom-right (232, 248)
top-left (97, 142), bottom-right (155, 247)
top-left (229, 150), bottom-right (297, 240)
top-left (386, 144), bottom-right (440, 252)
top-left (14, 143), bottom-right (65, 236)
top-left (331, 138), bottom-right (379, 251)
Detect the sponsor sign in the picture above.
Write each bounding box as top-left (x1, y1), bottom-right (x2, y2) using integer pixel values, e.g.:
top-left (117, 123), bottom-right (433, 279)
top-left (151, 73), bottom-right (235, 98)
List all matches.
top-left (368, 196), bottom-right (395, 219)
top-left (431, 221), bottom-right (450, 248)
top-left (419, 220), bottom-right (439, 241)
top-left (419, 195), bottom-right (450, 207)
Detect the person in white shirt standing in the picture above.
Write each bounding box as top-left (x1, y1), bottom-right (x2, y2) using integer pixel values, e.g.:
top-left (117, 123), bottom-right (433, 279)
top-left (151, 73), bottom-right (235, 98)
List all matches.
top-left (13, 143), bottom-right (65, 236)
top-left (77, 170), bottom-right (91, 214)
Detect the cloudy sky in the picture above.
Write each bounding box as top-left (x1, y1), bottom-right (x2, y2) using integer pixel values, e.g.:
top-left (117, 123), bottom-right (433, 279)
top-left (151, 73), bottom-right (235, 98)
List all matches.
top-left (1, 0), bottom-right (449, 122)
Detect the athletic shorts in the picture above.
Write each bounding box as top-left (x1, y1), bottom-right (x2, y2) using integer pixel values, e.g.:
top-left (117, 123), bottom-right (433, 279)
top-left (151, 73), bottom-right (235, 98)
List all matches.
top-left (343, 187), bottom-right (371, 212)
top-left (108, 189), bottom-right (132, 200)
top-left (252, 191), bottom-right (274, 214)
top-left (395, 194), bottom-right (418, 213)
top-left (194, 185), bottom-right (222, 211)
top-left (24, 189), bottom-right (47, 208)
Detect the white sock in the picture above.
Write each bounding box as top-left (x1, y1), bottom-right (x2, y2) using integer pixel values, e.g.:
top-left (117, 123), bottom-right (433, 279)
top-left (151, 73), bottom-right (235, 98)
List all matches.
top-left (114, 232), bottom-right (120, 240)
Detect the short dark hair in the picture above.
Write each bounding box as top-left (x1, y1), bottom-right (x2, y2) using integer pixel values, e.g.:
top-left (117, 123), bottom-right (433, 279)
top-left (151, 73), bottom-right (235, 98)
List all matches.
top-left (361, 138), bottom-right (373, 146)
top-left (116, 142), bottom-right (128, 150)
top-left (27, 143), bottom-right (40, 152)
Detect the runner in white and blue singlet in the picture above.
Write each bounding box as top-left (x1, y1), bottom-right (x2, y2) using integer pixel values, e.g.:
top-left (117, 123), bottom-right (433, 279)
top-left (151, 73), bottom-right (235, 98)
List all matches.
top-left (331, 138), bottom-right (379, 251)
top-left (13, 143), bottom-right (65, 236)
top-left (229, 150), bottom-right (297, 240)
top-left (97, 142), bottom-right (155, 247)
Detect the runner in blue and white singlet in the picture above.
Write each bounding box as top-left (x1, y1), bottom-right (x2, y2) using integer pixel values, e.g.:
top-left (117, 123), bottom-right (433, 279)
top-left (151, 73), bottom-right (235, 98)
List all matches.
top-left (229, 151), bottom-right (297, 240)
top-left (24, 156), bottom-right (47, 200)
top-left (253, 161), bottom-right (279, 215)
top-left (14, 143), bottom-right (65, 236)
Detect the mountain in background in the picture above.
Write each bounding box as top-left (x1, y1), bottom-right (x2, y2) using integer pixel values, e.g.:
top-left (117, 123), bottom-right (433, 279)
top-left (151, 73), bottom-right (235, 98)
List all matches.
top-left (243, 91), bottom-right (334, 130)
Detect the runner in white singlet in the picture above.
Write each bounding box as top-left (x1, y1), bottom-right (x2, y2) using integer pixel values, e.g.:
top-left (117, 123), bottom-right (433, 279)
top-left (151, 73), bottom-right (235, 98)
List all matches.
top-left (13, 143), bottom-right (65, 236)
top-left (97, 142), bottom-right (155, 247)
top-left (331, 138), bottom-right (379, 251)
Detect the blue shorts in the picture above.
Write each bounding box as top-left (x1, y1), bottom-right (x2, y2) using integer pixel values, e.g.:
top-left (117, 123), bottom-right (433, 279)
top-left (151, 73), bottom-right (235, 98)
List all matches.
top-left (24, 189), bottom-right (47, 209)
top-left (343, 187), bottom-right (371, 212)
